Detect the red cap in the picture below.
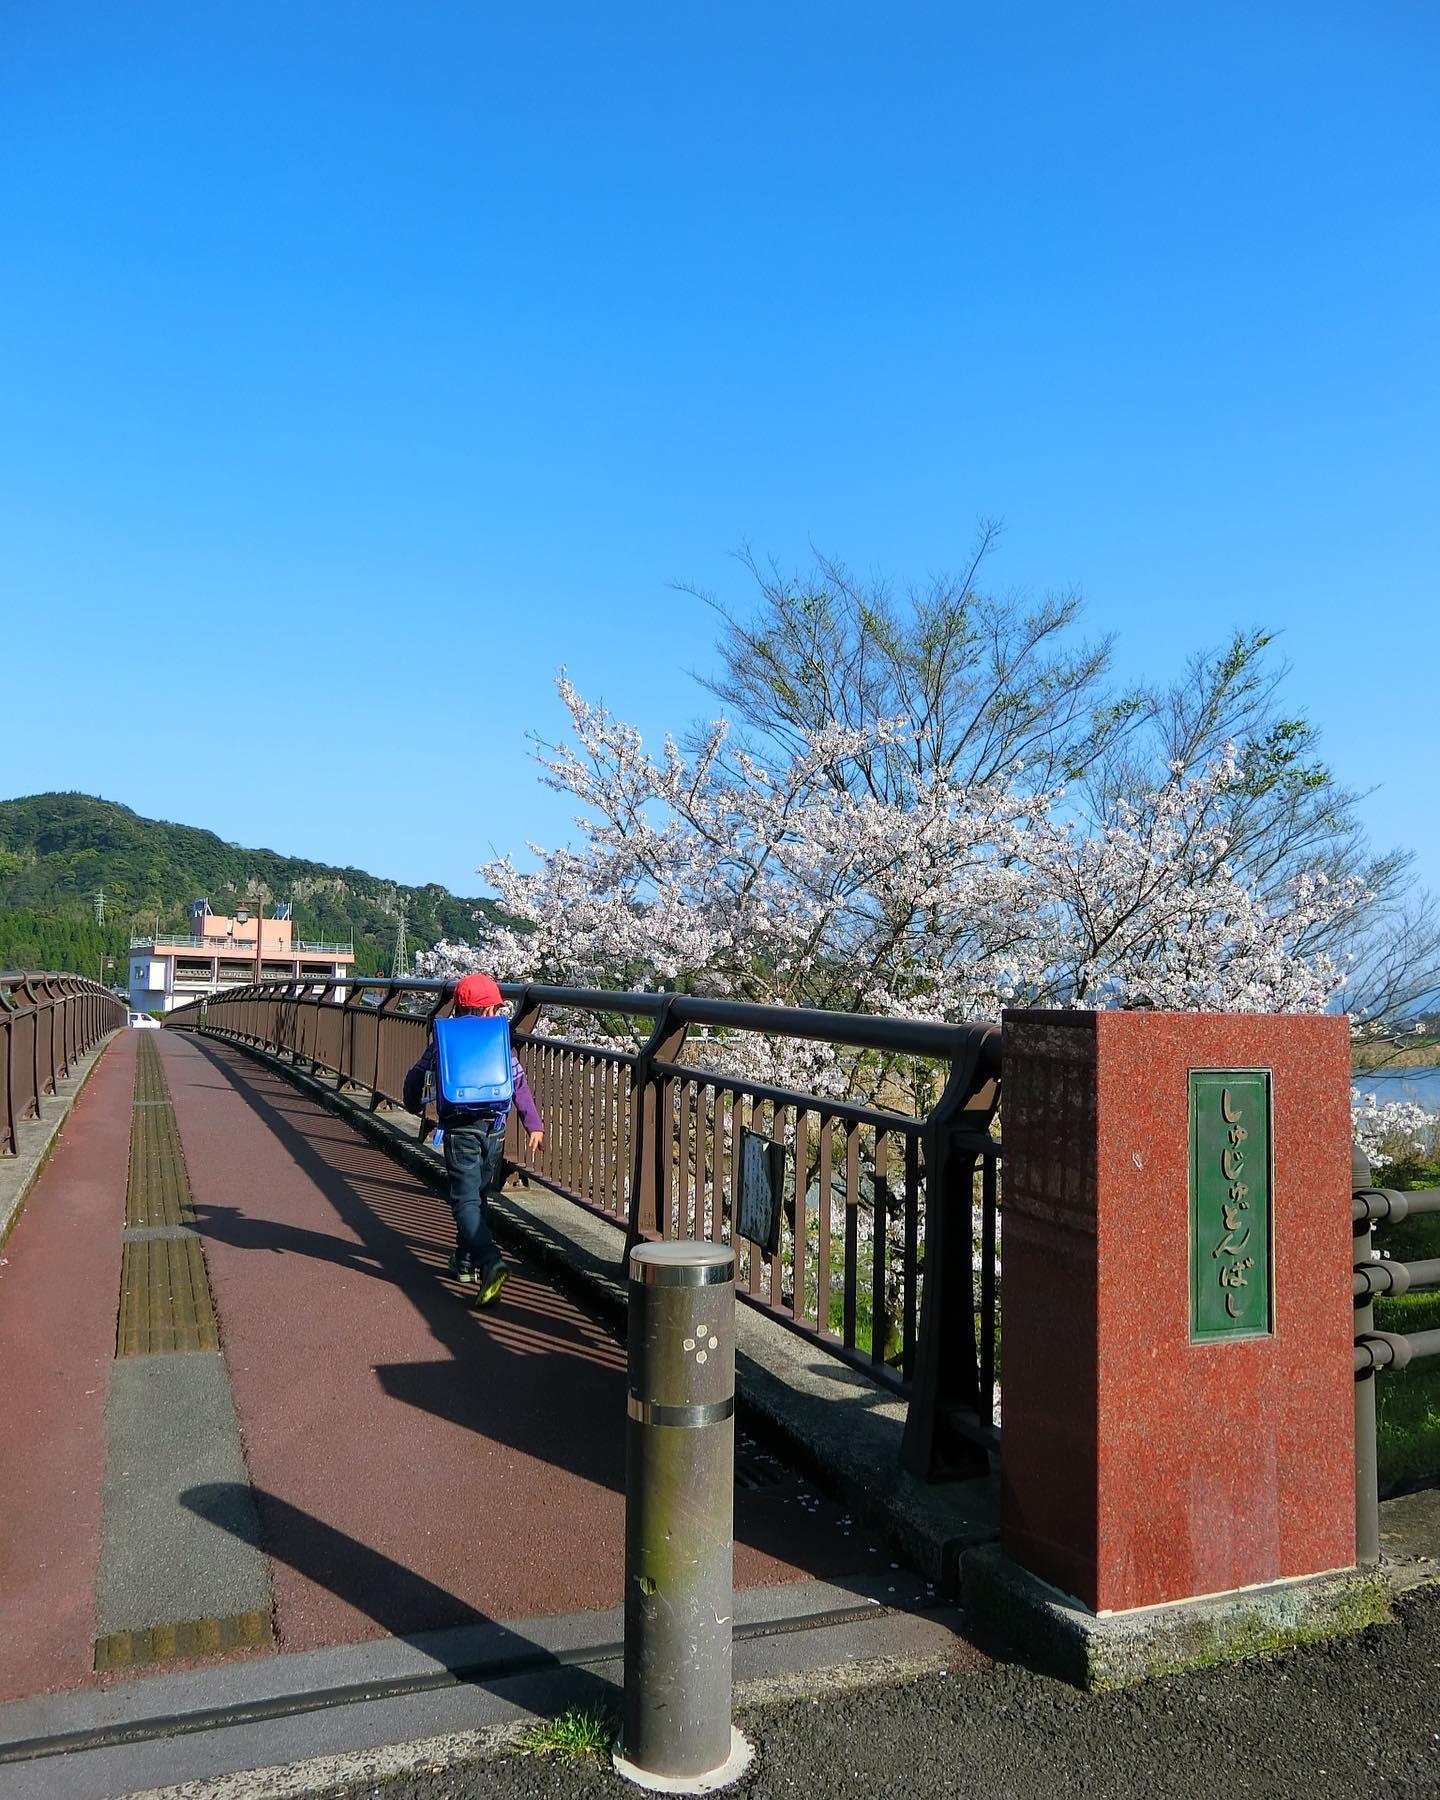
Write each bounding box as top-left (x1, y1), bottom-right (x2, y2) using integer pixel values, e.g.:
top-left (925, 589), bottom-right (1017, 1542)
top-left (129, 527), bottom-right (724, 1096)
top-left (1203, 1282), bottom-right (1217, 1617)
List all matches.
top-left (455, 972), bottom-right (503, 1009)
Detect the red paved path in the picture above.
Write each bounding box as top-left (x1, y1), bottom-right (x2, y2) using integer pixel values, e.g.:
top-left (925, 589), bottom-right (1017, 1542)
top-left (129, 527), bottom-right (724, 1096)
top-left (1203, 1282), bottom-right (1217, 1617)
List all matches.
top-left (0, 1030), bottom-right (874, 1703)
top-left (170, 1035), bottom-right (870, 1648)
top-left (0, 1034), bottom-right (135, 1703)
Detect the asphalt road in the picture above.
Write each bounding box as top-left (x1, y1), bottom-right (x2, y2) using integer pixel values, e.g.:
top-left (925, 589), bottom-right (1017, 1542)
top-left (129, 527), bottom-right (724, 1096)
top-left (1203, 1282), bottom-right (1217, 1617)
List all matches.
top-left (305, 1583), bottom-right (1440, 1800)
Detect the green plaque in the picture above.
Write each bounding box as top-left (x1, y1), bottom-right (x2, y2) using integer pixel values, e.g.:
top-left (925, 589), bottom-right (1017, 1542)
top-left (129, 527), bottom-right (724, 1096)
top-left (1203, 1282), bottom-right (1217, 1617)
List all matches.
top-left (1189, 1070), bottom-right (1272, 1340)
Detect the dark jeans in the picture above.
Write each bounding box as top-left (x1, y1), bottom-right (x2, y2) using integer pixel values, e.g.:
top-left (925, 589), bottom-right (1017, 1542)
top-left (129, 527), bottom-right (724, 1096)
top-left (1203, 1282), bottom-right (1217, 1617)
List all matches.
top-left (442, 1120), bottom-right (505, 1269)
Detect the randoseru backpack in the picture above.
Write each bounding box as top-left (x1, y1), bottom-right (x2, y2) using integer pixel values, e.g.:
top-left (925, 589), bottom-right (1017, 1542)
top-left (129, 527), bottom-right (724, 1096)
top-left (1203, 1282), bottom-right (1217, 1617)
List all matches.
top-left (432, 1015), bottom-right (515, 1120)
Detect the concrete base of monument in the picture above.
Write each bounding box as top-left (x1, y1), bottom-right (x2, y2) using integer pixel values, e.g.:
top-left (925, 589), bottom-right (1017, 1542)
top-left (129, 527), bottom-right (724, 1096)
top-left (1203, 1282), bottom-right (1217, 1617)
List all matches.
top-left (960, 1545), bottom-right (1399, 1690)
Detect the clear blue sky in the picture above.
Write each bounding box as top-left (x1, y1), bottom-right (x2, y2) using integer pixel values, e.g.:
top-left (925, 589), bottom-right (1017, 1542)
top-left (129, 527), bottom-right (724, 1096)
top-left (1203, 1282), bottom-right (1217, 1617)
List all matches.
top-left (3, 3), bottom-right (1437, 911)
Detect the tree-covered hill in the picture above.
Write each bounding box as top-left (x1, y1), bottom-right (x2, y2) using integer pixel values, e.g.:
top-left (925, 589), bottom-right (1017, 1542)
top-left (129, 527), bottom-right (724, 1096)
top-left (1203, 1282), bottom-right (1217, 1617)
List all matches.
top-left (0, 793), bottom-right (503, 980)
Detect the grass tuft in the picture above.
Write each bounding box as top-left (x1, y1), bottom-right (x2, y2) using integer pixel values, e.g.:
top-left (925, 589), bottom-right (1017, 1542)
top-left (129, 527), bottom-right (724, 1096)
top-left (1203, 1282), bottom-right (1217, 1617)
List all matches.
top-left (517, 1706), bottom-right (616, 1761)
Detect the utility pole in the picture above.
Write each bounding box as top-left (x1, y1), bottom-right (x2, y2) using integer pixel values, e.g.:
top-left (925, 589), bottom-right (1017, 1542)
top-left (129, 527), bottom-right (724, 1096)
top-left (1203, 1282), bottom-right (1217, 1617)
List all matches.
top-left (240, 882), bottom-right (267, 985)
top-left (93, 890), bottom-right (111, 987)
top-left (391, 901), bottom-right (408, 979)
top-left (254, 890), bottom-right (265, 985)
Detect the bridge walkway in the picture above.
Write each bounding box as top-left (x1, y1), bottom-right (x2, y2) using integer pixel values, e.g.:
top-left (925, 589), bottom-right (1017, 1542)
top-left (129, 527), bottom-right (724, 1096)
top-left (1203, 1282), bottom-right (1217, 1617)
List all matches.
top-left (0, 1028), bottom-right (891, 1714)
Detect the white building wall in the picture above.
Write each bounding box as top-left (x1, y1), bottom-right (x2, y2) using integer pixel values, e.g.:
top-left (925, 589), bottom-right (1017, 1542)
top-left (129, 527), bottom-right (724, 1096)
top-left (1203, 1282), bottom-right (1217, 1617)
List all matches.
top-left (128, 957), bottom-right (169, 1013)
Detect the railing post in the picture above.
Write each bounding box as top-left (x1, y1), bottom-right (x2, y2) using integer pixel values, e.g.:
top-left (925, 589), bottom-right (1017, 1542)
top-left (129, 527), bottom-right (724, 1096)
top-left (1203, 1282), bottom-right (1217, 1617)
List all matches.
top-left (309, 981), bottom-right (330, 1073)
top-left (50, 978), bottom-right (67, 1082)
top-left (370, 986), bottom-right (402, 1106)
top-left (1, 1000), bottom-right (14, 1158)
top-left (900, 1026), bottom-right (1000, 1481)
top-left (622, 998), bottom-right (687, 1266)
top-left (337, 981), bottom-right (364, 1090)
top-left (1353, 1145), bottom-right (1381, 1566)
top-left (57, 980), bottom-right (72, 1076)
top-left (42, 984), bottom-right (57, 1091)
top-left (616, 1240), bottom-right (750, 1792)
top-left (502, 988), bottom-right (545, 1171)
top-left (24, 981), bottom-right (44, 1121)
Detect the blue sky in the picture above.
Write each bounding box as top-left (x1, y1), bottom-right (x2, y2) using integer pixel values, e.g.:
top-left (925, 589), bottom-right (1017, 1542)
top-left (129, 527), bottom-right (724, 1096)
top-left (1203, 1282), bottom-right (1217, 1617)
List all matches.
top-left (3, 3), bottom-right (1437, 911)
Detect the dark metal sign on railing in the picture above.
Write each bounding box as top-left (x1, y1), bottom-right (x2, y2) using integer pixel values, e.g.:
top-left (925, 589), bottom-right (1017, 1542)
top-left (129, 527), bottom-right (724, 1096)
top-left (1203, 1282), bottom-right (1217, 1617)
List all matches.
top-left (1, 972), bottom-right (127, 1158)
top-left (736, 1128), bottom-right (785, 1256)
top-left (164, 975), bottom-right (1003, 1480)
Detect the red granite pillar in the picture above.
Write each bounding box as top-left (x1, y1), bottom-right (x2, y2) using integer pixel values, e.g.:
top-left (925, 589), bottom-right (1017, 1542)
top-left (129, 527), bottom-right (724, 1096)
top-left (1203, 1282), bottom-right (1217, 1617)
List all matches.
top-left (1000, 1010), bottom-right (1355, 1614)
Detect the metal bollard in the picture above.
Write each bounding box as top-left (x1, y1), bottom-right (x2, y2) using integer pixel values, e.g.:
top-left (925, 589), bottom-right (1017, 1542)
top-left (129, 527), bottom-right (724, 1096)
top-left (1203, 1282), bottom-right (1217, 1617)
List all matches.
top-left (614, 1241), bottom-right (752, 1792)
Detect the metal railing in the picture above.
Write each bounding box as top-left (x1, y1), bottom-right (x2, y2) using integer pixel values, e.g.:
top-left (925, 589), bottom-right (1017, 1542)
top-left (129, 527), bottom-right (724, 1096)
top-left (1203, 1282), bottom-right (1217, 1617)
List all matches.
top-left (1, 973), bottom-right (127, 1158)
top-left (131, 935), bottom-right (353, 956)
top-left (169, 965), bottom-right (304, 984)
top-left (166, 976), bottom-right (1002, 1479)
top-left (1353, 1145), bottom-right (1440, 1562)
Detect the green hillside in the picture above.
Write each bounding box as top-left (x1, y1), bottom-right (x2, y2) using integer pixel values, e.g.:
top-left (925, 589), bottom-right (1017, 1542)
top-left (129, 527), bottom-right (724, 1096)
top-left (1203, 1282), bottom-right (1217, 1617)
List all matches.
top-left (0, 793), bottom-right (503, 980)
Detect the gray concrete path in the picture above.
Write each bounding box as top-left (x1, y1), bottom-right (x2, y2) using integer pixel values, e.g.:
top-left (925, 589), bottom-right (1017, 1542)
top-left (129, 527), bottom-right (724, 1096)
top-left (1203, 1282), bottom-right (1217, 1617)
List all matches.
top-left (98, 1354), bottom-right (271, 1638)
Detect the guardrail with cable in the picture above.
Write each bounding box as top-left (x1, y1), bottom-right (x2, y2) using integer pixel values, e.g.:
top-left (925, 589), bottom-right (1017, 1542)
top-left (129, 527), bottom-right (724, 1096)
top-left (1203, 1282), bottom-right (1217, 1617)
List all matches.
top-left (1353, 1144), bottom-right (1440, 1562)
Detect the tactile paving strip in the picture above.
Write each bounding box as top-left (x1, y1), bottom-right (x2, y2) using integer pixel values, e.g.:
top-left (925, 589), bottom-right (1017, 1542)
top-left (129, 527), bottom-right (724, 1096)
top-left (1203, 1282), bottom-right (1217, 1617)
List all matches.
top-left (132, 1034), bottom-right (169, 1105)
top-left (117, 1236), bottom-right (219, 1356)
top-left (94, 1609), bottom-right (271, 1672)
top-left (118, 1038), bottom-right (217, 1355)
top-left (125, 1096), bottom-right (195, 1228)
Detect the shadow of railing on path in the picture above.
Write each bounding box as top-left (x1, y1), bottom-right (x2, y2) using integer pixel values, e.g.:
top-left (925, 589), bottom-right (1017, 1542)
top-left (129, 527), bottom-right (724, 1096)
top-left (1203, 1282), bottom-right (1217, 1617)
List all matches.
top-left (172, 1033), bottom-right (884, 1591)
top-left (175, 1034), bottom-right (629, 1497)
top-left (182, 1482), bottom-right (621, 1709)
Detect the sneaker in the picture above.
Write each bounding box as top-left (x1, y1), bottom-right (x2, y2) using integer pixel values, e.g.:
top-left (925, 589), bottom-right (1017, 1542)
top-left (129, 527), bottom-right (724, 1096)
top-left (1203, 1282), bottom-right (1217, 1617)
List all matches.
top-left (473, 1260), bottom-right (508, 1307)
top-left (449, 1251), bottom-right (475, 1285)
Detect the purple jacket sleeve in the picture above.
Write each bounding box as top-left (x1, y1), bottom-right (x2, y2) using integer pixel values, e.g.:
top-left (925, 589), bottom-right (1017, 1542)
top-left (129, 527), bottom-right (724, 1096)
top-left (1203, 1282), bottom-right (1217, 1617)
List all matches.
top-left (402, 1041), bottom-right (435, 1115)
top-left (511, 1055), bottom-right (543, 1136)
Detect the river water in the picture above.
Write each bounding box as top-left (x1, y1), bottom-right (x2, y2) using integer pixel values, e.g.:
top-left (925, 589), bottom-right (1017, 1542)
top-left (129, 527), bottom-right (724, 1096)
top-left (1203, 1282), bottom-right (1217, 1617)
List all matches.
top-left (1351, 1064), bottom-right (1440, 1112)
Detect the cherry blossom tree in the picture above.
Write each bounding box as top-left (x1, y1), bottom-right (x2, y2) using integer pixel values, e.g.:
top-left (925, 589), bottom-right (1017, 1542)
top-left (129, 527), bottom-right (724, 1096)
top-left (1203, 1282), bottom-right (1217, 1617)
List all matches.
top-left (415, 674), bottom-right (1426, 1344)
top-left (1351, 1094), bottom-right (1436, 1173)
top-left (694, 546), bottom-right (1440, 1048)
top-left (420, 677), bottom-right (1368, 1102)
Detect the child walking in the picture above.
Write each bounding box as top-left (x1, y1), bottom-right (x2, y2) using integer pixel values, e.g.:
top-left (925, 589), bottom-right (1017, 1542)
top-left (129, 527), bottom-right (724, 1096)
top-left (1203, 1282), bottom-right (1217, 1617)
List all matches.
top-left (403, 973), bottom-right (544, 1306)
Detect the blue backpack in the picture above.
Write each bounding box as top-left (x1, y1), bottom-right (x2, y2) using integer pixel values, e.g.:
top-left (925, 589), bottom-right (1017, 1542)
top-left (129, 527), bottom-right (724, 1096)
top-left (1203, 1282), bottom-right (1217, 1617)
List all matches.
top-left (432, 1015), bottom-right (515, 1119)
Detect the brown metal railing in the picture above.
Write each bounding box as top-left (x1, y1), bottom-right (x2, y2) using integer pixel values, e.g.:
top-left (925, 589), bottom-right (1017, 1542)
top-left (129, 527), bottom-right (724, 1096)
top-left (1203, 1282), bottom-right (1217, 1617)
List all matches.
top-left (167, 977), bottom-right (1002, 1478)
top-left (1, 972), bottom-right (127, 1158)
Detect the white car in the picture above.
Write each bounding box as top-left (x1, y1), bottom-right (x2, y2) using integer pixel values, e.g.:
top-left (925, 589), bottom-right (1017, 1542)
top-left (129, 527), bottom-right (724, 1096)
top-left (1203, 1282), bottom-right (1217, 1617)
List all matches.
top-left (127, 1011), bottom-right (162, 1030)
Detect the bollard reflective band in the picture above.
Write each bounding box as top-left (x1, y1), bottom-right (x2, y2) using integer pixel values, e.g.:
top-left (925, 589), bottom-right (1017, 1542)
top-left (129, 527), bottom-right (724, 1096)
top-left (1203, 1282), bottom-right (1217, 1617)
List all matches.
top-left (627, 1395), bottom-right (736, 1428)
top-left (630, 1259), bottom-right (735, 1287)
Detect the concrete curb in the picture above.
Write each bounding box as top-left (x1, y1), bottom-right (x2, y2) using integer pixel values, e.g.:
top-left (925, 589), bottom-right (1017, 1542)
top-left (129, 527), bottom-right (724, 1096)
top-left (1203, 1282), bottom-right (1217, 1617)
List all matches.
top-left (113, 1720), bottom-right (528, 1800)
top-left (177, 1031), bottom-right (999, 1592)
top-left (108, 1641), bottom-right (959, 1800)
top-left (0, 1029), bottom-right (121, 1250)
top-left (960, 1543), bottom-right (1399, 1690)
